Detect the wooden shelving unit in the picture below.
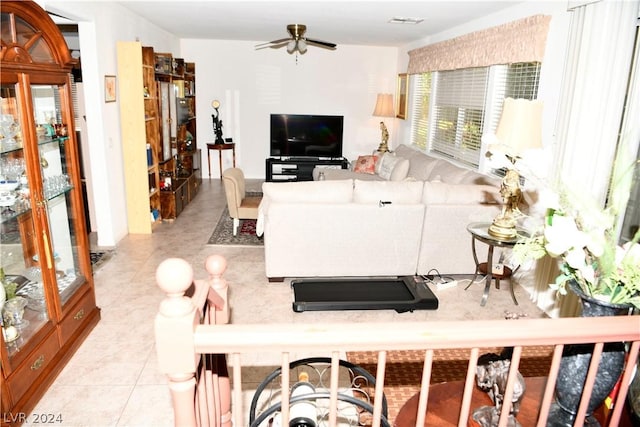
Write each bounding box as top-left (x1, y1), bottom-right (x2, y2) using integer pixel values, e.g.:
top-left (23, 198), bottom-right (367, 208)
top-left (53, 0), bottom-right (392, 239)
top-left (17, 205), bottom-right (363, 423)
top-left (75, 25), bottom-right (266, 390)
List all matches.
top-left (157, 56), bottom-right (201, 220)
top-left (117, 42), bottom-right (163, 233)
top-left (117, 44), bottom-right (200, 227)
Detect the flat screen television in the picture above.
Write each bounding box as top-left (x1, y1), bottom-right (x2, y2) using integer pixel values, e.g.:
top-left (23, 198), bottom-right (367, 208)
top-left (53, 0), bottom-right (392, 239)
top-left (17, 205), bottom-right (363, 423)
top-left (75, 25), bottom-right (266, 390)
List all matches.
top-left (270, 114), bottom-right (344, 158)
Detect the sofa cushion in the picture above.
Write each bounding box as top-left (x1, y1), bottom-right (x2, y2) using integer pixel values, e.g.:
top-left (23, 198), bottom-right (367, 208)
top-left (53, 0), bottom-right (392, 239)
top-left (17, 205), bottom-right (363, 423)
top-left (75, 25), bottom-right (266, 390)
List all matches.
top-left (394, 144), bottom-right (441, 181)
top-left (430, 159), bottom-right (469, 183)
top-left (353, 155), bottom-right (378, 174)
top-left (262, 179), bottom-right (354, 203)
top-left (353, 180), bottom-right (424, 204)
top-left (422, 181), bottom-right (501, 205)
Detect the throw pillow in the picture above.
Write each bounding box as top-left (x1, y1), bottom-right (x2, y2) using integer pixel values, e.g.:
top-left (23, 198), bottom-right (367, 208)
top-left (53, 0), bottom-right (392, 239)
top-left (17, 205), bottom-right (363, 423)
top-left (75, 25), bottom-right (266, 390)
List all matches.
top-left (390, 158), bottom-right (410, 181)
top-left (353, 155), bottom-right (377, 174)
top-left (378, 153), bottom-right (401, 180)
top-left (375, 152), bottom-right (385, 174)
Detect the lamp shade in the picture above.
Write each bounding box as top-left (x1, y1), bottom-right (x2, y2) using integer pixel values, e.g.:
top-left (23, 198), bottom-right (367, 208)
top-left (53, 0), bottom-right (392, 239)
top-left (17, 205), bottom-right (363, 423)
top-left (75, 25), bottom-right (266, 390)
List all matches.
top-left (287, 40), bottom-right (296, 53)
top-left (372, 93), bottom-right (395, 117)
top-left (297, 39), bottom-right (307, 53)
top-left (493, 97), bottom-right (543, 157)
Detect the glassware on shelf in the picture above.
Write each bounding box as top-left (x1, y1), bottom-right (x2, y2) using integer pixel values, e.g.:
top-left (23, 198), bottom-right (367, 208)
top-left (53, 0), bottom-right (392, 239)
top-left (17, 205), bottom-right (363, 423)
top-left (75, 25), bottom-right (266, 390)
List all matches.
top-left (43, 174), bottom-right (70, 199)
top-left (0, 114), bottom-right (20, 148)
top-left (3, 296), bottom-right (29, 330)
top-left (0, 157), bottom-right (25, 181)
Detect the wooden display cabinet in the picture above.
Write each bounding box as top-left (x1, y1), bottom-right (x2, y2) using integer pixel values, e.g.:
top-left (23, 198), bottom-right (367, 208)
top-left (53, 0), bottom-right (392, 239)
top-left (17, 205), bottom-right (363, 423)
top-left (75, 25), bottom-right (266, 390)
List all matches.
top-left (0, 1), bottom-right (100, 421)
top-left (156, 56), bottom-right (200, 220)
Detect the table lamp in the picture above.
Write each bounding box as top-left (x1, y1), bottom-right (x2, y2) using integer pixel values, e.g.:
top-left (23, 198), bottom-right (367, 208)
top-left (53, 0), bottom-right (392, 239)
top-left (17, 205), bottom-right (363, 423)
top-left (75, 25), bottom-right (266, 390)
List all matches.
top-left (487, 97), bottom-right (543, 239)
top-left (372, 93), bottom-right (395, 153)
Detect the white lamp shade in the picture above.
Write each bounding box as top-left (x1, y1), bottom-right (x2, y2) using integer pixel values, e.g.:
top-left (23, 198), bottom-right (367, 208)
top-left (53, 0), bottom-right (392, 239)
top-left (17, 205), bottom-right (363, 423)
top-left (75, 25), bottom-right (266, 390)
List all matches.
top-left (493, 97), bottom-right (543, 157)
top-left (287, 40), bottom-right (296, 53)
top-left (372, 93), bottom-right (395, 117)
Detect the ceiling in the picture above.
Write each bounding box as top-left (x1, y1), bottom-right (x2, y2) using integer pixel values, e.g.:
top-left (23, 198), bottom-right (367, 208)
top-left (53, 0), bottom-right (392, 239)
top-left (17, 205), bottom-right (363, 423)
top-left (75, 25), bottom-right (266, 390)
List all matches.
top-left (111, 1), bottom-right (524, 47)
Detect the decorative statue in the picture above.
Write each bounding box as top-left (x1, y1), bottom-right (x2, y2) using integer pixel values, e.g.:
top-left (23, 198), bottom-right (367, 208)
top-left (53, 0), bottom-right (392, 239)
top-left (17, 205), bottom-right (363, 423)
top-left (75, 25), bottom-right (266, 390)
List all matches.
top-left (377, 121), bottom-right (390, 153)
top-left (499, 169), bottom-right (522, 219)
top-left (473, 352), bottom-right (526, 427)
top-left (211, 99), bottom-right (225, 144)
top-left (488, 167), bottom-right (523, 238)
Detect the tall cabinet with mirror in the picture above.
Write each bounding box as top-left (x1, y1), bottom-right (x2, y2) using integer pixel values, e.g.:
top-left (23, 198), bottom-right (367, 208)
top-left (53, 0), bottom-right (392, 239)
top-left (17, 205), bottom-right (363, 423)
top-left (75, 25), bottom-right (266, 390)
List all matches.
top-left (0, 0), bottom-right (100, 417)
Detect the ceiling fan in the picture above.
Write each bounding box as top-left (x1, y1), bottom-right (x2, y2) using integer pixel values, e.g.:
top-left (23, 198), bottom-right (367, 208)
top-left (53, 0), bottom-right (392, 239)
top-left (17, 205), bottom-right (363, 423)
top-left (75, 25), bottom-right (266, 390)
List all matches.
top-left (255, 24), bottom-right (337, 54)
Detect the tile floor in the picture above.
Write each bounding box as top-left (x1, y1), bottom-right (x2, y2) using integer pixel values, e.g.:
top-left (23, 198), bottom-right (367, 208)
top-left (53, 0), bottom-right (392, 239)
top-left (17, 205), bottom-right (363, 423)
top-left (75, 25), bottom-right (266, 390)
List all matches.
top-left (26, 178), bottom-right (545, 426)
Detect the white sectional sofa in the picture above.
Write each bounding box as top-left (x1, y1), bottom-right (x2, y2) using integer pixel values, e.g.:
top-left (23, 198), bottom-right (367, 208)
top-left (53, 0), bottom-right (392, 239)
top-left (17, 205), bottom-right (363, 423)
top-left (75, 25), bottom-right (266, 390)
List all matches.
top-left (257, 146), bottom-right (503, 280)
top-left (258, 179), bottom-right (426, 279)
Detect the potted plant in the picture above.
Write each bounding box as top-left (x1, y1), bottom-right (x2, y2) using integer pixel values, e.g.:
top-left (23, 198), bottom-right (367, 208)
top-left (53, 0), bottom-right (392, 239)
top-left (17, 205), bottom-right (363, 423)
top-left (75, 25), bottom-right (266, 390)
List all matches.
top-left (513, 176), bottom-right (640, 310)
top-left (512, 154), bottom-right (639, 426)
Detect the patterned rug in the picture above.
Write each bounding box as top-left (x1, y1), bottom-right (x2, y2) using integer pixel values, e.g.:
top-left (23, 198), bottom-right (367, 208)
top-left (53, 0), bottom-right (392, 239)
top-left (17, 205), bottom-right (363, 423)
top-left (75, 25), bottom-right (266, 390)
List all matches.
top-left (347, 346), bottom-right (554, 423)
top-left (90, 250), bottom-right (114, 271)
top-left (207, 206), bottom-right (263, 246)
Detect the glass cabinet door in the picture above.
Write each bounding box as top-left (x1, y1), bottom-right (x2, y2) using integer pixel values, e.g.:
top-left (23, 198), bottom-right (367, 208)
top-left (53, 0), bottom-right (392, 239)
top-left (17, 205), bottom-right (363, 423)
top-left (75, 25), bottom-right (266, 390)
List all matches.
top-left (1, 83), bottom-right (51, 358)
top-left (32, 84), bottom-right (88, 308)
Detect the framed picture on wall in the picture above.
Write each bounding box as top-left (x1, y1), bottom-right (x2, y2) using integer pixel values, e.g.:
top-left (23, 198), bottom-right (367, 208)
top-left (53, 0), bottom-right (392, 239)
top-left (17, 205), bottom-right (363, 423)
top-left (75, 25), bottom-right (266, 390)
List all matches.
top-left (105, 75), bottom-right (116, 103)
top-left (396, 73), bottom-right (408, 120)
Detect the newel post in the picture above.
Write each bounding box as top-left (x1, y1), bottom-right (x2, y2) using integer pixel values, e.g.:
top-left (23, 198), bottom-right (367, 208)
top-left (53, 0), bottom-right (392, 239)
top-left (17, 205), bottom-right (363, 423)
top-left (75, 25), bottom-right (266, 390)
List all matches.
top-left (155, 258), bottom-right (199, 427)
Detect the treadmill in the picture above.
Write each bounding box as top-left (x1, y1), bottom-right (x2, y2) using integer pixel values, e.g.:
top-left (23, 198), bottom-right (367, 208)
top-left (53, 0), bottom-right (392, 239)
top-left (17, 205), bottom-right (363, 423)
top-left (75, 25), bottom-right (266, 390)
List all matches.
top-left (291, 276), bottom-right (439, 313)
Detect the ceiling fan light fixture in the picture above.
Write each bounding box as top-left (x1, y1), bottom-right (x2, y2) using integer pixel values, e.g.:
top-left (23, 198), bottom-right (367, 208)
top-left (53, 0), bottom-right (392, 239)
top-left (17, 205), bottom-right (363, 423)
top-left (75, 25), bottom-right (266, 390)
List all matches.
top-left (256, 24), bottom-right (336, 55)
top-left (287, 40), bottom-right (297, 53)
top-left (297, 39), bottom-right (307, 53)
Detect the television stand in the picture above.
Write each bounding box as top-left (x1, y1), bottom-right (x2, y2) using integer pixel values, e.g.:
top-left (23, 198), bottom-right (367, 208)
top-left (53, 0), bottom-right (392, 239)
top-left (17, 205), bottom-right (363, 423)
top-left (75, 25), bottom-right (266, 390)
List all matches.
top-left (266, 157), bottom-right (348, 182)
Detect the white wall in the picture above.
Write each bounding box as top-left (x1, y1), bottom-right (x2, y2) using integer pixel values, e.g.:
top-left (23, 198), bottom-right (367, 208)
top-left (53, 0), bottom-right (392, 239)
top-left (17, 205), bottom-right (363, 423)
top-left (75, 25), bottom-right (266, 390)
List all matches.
top-left (180, 40), bottom-right (398, 179)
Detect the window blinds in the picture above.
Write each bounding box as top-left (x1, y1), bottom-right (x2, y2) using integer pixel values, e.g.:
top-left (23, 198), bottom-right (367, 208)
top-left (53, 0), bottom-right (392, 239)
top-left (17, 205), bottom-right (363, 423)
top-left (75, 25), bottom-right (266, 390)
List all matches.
top-left (410, 63), bottom-right (541, 167)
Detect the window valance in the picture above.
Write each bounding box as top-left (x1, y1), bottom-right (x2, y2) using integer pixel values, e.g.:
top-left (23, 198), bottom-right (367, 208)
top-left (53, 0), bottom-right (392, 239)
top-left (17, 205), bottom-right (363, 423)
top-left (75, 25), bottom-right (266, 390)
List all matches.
top-left (407, 14), bottom-right (551, 74)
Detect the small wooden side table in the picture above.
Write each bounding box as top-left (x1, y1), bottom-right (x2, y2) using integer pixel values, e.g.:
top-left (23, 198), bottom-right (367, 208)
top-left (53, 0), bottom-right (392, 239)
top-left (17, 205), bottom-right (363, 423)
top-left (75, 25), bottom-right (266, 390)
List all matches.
top-left (207, 142), bottom-right (236, 179)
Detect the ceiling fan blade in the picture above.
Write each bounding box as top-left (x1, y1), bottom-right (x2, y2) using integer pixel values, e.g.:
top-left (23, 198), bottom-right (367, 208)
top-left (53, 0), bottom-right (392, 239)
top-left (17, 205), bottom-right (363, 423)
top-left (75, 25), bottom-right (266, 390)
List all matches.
top-left (306, 38), bottom-right (337, 50)
top-left (269, 42), bottom-right (290, 49)
top-left (255, 37), bottom-right (290, 48)
top-left (255, 42), bottom-right (289, 50)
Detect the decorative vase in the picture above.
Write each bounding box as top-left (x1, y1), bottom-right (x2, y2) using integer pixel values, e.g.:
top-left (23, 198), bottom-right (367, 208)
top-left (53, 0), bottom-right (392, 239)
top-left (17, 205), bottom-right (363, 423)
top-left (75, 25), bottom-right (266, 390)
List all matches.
top-left (547, 281), bottom-right (630, 427)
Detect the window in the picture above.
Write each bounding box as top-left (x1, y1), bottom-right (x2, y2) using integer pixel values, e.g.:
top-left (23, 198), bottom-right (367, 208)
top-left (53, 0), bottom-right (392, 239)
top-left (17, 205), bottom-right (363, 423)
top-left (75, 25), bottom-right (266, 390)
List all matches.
top-left (410, 62), bottom-right (541, 169)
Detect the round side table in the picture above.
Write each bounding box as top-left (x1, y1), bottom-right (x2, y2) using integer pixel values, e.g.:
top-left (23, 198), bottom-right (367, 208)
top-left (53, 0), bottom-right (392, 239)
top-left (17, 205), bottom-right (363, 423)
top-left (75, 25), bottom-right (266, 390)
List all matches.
top-left (464, 222), bottom-right (527, 306)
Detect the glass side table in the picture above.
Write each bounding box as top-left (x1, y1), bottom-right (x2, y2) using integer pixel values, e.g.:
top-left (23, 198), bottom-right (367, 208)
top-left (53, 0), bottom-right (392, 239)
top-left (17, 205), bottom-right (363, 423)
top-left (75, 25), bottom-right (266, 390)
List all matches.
top-left (465, 222), bottom-right (528, 307)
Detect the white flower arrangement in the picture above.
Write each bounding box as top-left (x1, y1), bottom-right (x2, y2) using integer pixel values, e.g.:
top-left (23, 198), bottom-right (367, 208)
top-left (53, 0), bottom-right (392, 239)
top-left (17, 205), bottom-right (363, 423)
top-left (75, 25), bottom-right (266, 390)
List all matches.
top-left (513, 157), bottom-right (640, 309)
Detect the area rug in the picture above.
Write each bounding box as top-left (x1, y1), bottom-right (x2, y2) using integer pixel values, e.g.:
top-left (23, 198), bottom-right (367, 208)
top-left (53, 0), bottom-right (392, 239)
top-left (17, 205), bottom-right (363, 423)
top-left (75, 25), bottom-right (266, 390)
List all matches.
top-left (347, 346), bottom-right (553, 423)
top-left (207, 206), bottom-right (263, 247)
top-left (90, 250), bottom-right (114, 271)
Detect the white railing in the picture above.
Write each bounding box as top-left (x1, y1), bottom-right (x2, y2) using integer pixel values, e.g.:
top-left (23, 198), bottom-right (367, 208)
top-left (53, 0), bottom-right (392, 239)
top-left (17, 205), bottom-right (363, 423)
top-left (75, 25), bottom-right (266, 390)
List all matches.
top-left (155, 255), bottom-right (640, 427)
